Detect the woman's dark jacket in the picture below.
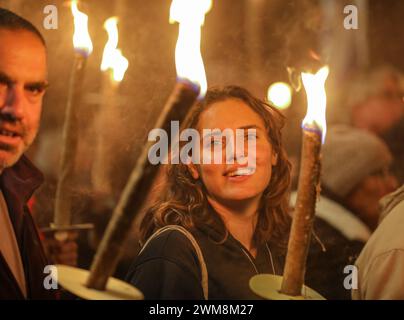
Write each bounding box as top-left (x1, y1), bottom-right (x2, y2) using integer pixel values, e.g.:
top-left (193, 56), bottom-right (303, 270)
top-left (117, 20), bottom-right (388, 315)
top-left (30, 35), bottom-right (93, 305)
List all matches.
top-left (126, 218), bottom-right (286, 300)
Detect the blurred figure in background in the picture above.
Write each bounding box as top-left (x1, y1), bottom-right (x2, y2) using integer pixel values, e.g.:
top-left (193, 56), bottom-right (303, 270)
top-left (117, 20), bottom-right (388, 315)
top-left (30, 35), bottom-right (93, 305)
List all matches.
top-left (291, 125), bottom-right (399, 299)
top-left (353, 184), bottom-right (404, 300)
top-left (31, 127), bottom-right (139, 280)
top-left (338, 66), bottom-right (404, 183)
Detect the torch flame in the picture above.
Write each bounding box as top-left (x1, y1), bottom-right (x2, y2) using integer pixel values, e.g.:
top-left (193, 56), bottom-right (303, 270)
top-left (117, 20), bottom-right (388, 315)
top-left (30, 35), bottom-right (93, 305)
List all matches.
top-left (301, 66), bottom-right (329, 143)
top-left (169, 0), bottom-right (212, 98)
top-left (71, 0), bottom-right (93, 56)
top-left (101, 17), bottom-right (129, 83)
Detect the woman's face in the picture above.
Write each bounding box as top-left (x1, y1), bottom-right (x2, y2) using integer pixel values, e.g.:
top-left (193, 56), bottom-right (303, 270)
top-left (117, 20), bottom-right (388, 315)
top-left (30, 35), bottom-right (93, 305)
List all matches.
top-left (188, 98), bottom-right (277, 205)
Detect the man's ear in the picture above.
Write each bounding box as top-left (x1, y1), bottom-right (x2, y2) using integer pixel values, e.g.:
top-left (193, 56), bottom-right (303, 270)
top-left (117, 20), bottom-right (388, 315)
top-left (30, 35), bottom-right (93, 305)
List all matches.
top-left (271, 152), bottom-right (278, 166)
top-left (188, 163), bottom-right (200, 179)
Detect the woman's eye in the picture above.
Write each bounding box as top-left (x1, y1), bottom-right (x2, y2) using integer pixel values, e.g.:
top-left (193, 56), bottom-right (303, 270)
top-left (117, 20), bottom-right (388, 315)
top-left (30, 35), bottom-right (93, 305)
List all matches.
top-left (203, 138), bottom-right (220, 149)
top-left (246, 133), bottom-right (257, 140)
top-left (211, 139), bottom-right (222, 146)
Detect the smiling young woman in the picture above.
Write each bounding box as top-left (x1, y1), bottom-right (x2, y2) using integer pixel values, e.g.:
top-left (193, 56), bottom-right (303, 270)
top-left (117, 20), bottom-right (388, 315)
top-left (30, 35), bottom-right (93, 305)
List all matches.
top-left (126, 85), bottom-right (292, 299)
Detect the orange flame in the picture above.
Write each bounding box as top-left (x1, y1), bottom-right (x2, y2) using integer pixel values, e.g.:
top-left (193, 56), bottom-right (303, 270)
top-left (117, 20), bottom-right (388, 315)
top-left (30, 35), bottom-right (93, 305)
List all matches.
top-left (169, 0), bottom-right (212, 97)
top-left (301, 66), bottom-right (329, 142)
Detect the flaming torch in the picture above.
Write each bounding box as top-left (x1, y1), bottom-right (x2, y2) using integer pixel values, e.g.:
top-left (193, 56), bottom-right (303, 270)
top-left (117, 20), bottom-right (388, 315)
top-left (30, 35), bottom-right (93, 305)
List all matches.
top-left (100, 17), bottom-right (129, 83)
top-left (250, 66), bottom-right (329, 300)
top-left (92, 17), bottom-right (129, 195)
top-left (56, 0), bottom-right (211, 299)
top-left (51, 0), bottom-right (93, 235)
top-left (169, 0), bottom-right (211, 98)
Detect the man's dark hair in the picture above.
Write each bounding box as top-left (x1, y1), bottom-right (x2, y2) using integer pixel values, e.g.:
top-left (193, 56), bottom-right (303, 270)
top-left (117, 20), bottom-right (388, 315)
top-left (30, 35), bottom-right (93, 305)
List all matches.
top-left (0, 7), bottom-right (45, 45)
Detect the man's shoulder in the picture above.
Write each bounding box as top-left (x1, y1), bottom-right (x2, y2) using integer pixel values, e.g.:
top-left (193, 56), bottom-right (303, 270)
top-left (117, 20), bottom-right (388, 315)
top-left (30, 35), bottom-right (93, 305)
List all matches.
top-left (345, 189), bottom-right (404, 299)
top-left (365, 199), bottom-right (404, 253)
top-left (356, 199), bottom-right (404, 276)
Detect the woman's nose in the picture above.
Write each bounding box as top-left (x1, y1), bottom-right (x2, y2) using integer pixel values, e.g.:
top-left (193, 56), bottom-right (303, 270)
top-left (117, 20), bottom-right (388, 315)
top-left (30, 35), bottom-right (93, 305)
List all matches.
top-left (225, 137), bottom-right (248, 164)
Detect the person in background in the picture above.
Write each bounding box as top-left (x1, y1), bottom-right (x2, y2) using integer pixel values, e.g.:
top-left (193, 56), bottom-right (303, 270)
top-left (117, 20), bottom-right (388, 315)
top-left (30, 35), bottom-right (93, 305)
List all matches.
top-left (291, 125), bottom-right (398, 299)
top-left (339, 66), bottom-right (404, 183)
top-left (352, 184), bottom-right (404, 300)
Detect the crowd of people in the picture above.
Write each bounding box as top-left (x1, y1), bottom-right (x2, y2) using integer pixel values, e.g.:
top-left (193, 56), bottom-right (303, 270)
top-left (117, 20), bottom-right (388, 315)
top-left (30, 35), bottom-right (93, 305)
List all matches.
top-left (0, 8), bottom-right (403, 300)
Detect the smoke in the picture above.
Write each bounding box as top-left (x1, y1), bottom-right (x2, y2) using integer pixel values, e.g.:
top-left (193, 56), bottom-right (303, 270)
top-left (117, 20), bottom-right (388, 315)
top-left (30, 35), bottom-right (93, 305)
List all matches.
top-left (276, 2), bottom-right (328, 94)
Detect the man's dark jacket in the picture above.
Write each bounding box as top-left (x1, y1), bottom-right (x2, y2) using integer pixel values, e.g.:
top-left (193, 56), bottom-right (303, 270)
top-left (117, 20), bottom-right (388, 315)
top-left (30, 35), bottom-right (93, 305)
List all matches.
top-left (0, 155), bottom-right (55, 300)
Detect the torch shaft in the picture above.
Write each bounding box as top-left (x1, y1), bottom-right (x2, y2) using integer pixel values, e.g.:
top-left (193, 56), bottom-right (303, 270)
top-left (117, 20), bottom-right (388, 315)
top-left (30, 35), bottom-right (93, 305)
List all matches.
top-left (86, 81), bottom-right (199, 290)
top-left (54, 54), bottom-right (87, 227)
top-left (91, 73), bottom-right (119, 195)
top-left (281, 129), bottom-right (321, 296)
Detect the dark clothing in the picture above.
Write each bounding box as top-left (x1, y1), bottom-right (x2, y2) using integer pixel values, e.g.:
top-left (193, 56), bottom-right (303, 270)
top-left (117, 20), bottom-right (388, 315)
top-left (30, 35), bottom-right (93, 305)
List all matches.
top-left (289, 188), bottom-right (369, 300)
top-left (306, 218), bottom-right (365, 300)
top-left (305, 188), bottom-right (367, 299)
top-left (0, 156), bottom-right (56, 300)
top-left (126, 223), bottom-right (285, 300)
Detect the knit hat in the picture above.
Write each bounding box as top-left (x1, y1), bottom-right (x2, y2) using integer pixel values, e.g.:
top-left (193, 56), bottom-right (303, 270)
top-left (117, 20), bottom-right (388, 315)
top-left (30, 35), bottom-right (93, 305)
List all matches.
top-left (321, 125), bottom-right (393, 198)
